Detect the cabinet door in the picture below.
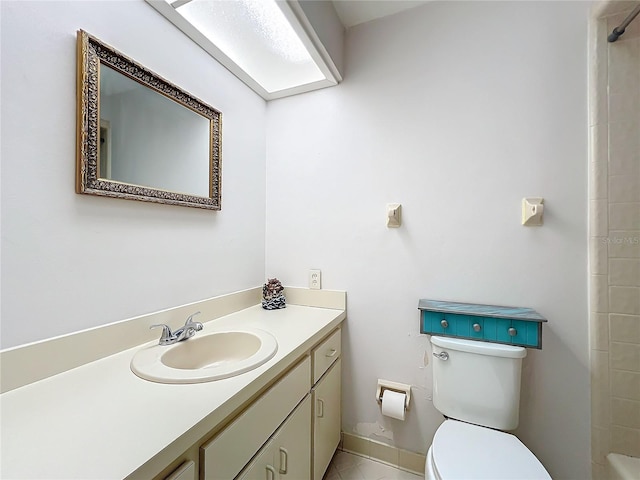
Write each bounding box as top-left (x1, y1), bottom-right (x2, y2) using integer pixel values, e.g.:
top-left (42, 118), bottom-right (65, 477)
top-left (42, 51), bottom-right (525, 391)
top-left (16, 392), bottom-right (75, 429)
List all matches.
top-left (238, 439), bottom-right (277, 480)
top-left (272, 395), bottom-right (311, 479)
top-left (312, 358), bottom-right (341, 480)
top-left (239, 396), bottom-right (311, 480)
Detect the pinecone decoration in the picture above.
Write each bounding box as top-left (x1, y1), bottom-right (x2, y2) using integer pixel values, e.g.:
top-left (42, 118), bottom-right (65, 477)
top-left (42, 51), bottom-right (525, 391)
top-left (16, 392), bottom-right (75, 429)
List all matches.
top-left (262, 278), bottom-right (286, 310)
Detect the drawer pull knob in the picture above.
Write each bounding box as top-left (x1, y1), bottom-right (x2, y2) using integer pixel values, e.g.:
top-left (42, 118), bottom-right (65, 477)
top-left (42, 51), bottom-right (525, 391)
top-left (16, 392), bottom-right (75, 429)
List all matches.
top-left (433, 351), bottom-right (449, 361)
top-left (440, 319), bottom-right (449, 328)
top-left (325, 348), bottom-right (337, 358)
top-left (279, 447), bottom-right (289, 474)
top-left (508, 327), bottom-right (517, 337)
top-left (473, 323), bottom-right (481, 332)
top-left (317, 398), bottom-right (324, 417)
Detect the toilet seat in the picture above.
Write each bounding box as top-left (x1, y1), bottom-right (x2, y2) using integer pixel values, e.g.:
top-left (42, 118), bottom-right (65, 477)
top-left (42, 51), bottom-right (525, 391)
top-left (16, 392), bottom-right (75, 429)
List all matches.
top-left (427, 420), bottom-right (551, 480)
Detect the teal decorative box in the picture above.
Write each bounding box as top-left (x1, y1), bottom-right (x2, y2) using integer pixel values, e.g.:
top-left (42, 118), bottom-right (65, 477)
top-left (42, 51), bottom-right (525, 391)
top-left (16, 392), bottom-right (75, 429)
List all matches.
top-left (419, 299), bottom-right (547, 349)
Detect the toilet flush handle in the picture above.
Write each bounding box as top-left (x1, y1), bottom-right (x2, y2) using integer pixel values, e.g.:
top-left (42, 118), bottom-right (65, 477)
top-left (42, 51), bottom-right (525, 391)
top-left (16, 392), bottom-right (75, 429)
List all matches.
top-left (433, 351), bottom-right (449, 361)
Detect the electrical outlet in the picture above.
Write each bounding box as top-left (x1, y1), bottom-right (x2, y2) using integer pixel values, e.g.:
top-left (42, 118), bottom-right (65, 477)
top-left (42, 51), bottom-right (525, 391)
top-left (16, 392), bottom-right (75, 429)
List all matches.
top-left (309, 269), bottom-right (321, 290)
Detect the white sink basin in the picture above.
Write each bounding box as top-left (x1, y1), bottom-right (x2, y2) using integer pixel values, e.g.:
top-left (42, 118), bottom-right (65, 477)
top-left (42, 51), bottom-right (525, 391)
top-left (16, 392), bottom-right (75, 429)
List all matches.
top-left (131, 328), bottom-right (278, 384)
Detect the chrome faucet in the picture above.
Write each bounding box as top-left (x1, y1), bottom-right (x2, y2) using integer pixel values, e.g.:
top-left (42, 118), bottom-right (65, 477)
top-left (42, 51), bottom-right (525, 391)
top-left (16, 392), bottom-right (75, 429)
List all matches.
top-left (150, 311), bottom-right (204, 345)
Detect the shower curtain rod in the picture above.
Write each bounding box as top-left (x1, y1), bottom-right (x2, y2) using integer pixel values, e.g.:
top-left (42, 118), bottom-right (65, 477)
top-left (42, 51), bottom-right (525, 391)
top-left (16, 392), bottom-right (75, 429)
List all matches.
top-left (608, 4), bottom-right (640, 42)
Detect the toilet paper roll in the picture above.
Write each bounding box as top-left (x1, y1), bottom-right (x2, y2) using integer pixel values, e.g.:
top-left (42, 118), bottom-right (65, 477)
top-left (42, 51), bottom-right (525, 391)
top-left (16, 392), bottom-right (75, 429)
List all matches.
top-left (381, 389), bottom-right (406, 421)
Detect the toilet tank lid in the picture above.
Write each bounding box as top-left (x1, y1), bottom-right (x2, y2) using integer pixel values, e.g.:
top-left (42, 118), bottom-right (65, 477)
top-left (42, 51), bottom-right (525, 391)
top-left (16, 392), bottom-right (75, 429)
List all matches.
top-left (431, 336), bottom-right (526, 358)
top-left (432, 420), bottom-right (551, 480)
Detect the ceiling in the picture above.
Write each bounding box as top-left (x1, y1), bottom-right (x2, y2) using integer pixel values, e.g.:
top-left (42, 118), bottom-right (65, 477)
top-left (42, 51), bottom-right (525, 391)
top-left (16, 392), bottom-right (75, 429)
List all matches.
top-left (331, 0), bottom-right (429, 28)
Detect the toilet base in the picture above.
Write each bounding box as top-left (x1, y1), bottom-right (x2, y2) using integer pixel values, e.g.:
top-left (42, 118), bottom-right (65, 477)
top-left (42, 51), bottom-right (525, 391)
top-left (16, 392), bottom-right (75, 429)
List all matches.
top-left (424, 446), bottom-right (436, 480)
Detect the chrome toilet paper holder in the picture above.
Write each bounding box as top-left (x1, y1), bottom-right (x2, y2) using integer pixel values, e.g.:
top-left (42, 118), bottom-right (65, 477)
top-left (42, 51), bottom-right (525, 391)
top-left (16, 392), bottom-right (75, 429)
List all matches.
top-left (376, 379), bottom-right (412, 410)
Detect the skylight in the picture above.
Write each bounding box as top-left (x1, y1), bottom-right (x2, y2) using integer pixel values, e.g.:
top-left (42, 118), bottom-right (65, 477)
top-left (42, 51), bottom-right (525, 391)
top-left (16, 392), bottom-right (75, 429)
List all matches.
top-left (148, 0), bottom-right (340, 100)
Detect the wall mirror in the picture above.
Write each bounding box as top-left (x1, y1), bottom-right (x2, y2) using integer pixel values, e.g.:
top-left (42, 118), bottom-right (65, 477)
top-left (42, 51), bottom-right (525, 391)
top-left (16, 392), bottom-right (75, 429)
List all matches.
top-left (76, 30), bottom-right (222, 210)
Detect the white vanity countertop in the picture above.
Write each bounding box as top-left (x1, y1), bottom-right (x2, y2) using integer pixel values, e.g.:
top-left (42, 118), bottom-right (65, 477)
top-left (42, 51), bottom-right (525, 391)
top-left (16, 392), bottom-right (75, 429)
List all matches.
top-left (0, 304), bottom-right (345, 479)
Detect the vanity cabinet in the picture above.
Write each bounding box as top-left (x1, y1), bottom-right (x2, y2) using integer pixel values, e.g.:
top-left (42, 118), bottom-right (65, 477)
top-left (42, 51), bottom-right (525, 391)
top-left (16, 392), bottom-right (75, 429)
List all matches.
top-left (0, 293), bottom-right (346, 480)
top-left (196, 327), bottom-right (342, 480)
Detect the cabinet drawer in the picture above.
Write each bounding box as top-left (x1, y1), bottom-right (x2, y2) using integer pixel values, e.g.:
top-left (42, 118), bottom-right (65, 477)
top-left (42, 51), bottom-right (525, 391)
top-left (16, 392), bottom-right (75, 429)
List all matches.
top-left (201, 356), bottom-right (311, 480)
top-left (421, 311), bottom-right (542, 349)
top-left (313, 329), bottom-right (341, 384)
top-left (509, 320), bottom-right (541, 347)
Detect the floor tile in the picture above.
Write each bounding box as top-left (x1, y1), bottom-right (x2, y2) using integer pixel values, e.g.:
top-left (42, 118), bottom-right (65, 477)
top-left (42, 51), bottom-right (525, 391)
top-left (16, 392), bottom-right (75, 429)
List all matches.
top-left (332, 451), bottom-right (361, 471)
top-left (338, 465), bottom-right (366, 480)
top-left (326, 451), bottom-right (423, 480)
top-left (357, 460), bottom-right (398, 479)
top-left (324, 463), bottom-right (340, 480)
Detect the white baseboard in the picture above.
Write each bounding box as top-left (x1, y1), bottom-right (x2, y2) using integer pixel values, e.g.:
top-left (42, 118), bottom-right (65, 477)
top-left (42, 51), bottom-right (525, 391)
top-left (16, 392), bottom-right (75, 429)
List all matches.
top-left (341, 432), bottom-right (426, 475)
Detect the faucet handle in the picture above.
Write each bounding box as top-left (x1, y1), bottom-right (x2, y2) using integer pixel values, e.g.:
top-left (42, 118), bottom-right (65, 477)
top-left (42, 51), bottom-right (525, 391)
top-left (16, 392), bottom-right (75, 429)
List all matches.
top-left (185, 311), bottom-right (203, 329)
top-left (150, 324), bottom-right (173, 343)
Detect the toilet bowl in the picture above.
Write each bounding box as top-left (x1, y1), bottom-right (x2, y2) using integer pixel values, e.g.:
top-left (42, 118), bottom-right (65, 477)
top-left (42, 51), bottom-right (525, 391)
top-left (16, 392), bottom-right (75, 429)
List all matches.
top-left (426, 336), bottom-right (551, 479)
top-left (425, 420), bottom-right (551, 479)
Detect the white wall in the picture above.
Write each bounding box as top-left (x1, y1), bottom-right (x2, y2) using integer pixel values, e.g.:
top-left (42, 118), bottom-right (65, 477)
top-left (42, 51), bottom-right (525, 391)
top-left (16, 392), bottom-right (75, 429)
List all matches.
top-left (266, 2), bottom-right (591, 478)
top-left (0, 0), bottom-right (266, 348)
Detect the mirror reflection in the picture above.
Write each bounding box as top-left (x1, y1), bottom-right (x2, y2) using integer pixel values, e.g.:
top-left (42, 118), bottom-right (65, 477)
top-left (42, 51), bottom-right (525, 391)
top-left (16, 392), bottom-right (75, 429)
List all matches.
top-left (76, 30), bottom-right (222, 210)
top-left (99, 65), bottom-right (210, 197)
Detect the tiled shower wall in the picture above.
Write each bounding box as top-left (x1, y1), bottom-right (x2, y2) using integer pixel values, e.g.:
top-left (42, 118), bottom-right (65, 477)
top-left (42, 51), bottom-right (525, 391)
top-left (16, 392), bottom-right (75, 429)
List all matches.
top-left (589, 3), bottom-right (640, 478)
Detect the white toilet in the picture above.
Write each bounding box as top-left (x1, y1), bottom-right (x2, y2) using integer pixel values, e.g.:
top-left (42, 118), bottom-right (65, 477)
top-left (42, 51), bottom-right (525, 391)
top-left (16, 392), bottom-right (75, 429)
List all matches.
top-left (426, 336), bottom-right (551, 480)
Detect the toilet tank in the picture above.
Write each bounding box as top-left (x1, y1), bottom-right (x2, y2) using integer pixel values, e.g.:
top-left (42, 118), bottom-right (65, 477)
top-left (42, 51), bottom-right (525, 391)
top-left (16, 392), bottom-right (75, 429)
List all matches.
top-left (431, 336), bottom-right (527, 431)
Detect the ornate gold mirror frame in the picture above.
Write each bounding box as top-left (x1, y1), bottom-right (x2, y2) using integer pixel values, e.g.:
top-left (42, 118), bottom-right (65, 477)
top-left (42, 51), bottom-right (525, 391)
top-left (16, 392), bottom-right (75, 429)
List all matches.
top-left (76, 30), bottom-right (222, 210)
